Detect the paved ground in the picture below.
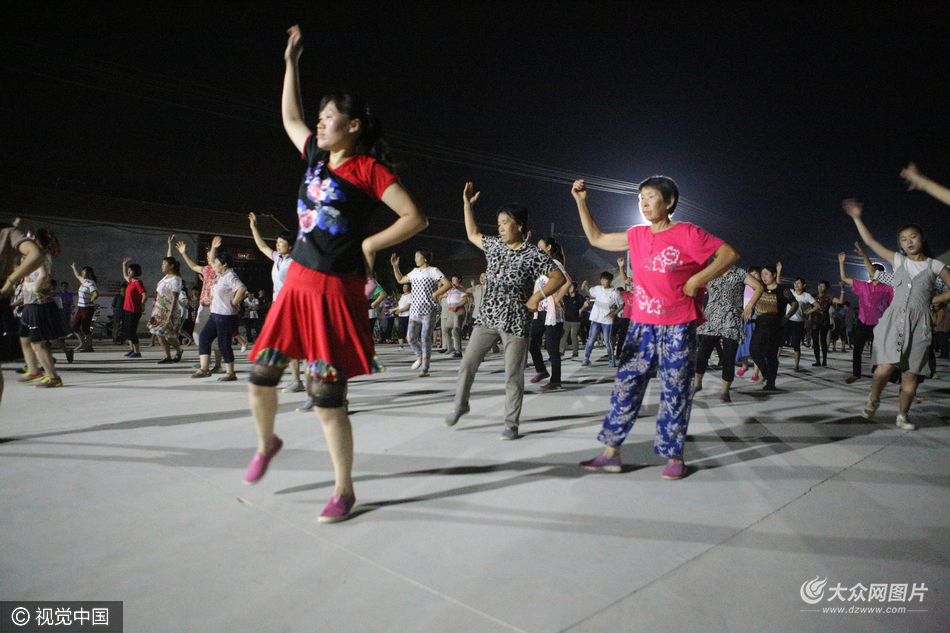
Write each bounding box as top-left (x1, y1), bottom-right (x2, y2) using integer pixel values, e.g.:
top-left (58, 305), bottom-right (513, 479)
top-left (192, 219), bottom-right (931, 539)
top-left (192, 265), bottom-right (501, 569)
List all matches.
top-left (1, 342), bottom-right (948, 632)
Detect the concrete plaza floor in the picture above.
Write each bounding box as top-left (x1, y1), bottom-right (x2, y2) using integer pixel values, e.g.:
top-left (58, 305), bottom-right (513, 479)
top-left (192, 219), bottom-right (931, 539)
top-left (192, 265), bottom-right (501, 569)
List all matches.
top-left (1, 341), bottom-right (948, 632)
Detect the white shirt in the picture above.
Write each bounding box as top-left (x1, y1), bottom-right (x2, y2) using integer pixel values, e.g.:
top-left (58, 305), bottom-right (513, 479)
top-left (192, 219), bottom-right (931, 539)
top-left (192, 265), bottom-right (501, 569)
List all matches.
top-left (589, 285), bottom-right (622, 325)
top-left (211, 270), bottom-right (245, 315)
top-left (271, 252), bottom-right (292, 299)
top-left (894, 253), bottom-right (946, 278)
top-left (77, 279), bottom-right (98, 307)
top-left (790, 291), bottom-right (814, 322)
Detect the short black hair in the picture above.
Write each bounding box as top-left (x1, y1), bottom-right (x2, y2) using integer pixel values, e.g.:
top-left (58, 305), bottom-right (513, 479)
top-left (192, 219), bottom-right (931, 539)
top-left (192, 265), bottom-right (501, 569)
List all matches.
top-left (416, 249), bottom-right (433, 264)
top-left (638, 175), bottom-right (679, 214)
top-left (600, 271), bottom-right (614, 282)
top-left (278, 231), bottom-right (295, 244)
top-left (215, 250), bottom-right (233, 269)
top-left (497, 204), bottom-right (529, 236)
top-left (127, 264), bottom-right (142, 278)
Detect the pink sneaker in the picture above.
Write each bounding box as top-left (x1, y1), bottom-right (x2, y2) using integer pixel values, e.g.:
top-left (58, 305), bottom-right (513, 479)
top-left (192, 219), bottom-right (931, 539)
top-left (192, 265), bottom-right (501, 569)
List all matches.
top-left (735, 368), bottom-right (747, 377)
top-left (318, 494), bottom-right (356, 523)
top-left (580, 453), bottom-right (622, 473)
top-left (243, 435), bottom-right (283, 485)
top-left (750, 375), bottom-right (760, 382)
top-left (661, 459), bottom-right (686, 480)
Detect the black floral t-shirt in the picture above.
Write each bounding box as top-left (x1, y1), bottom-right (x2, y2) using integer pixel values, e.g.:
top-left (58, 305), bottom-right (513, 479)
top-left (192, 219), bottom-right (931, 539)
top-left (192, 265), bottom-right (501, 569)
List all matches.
top-left (697, 265), bottom-right (748, 343)
top-left (476, 236), bottom-right (557, 338)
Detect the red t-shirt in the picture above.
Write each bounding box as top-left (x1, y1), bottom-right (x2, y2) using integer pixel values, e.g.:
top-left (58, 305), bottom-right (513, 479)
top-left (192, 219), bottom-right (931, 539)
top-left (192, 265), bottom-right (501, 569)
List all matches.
top-left (627, 222), bottom-right (724, 325)
top-left (124, 279), bottom-right (146, 314)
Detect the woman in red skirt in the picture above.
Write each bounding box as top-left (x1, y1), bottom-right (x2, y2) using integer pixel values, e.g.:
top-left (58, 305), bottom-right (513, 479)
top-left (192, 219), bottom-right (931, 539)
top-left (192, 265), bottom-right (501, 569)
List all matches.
top-left (243, 25), bottom-right (428, 524)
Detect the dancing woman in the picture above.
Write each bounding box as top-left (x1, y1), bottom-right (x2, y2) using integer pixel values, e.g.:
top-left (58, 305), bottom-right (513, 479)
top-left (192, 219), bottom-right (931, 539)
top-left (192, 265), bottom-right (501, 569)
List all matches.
top-left (748, 266), bottom-right (798, 391)
top-left (843, 199), bottom-right (950, 430)
top-left (148, 245), bottom-right (184, 364)
top-left (1, 224), bottom-right (45, 402)
top-left (243, 25), bottom-right (427, 523)
top-left (444, 183), bottom-right (563, 439)
top-left (694, 263), bottom-right (763, 402)
top-left (391, 250), bottom-right (449, 376)
top-left (837, 247), bottom-right (892, 384)
top-left (120, 257), bottom-right (147, 358)
top-left (529, 237), bottom-right (570, 391)
top-left (805, 280), bottom-right (833, 366)
top-left (573, 176), bottom-right (738, 479)
top-left (69, 262), bottom-right (99, 353)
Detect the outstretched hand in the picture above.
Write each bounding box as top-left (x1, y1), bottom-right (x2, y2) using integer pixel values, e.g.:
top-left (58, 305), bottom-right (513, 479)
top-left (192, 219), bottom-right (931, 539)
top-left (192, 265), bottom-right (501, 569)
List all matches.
top-left (838, 252), bottom-right (846, 263)
top-left (853, 241), bottom-right (865, 256)
top-left (167, 235), bottom-right (175, 245)
top-left (122, 257), bottom-right (131, 264)
top-left (175, 241), bottom-right (187, 254)
top-left (285, 25), bottom-right (303, 62)
top-left (463, 182), bottom-right (480, 206)
top-left (842, 199), bottom-right (863, 219)
top-left (211, 236), bottom-right (223, 249)
top-left (616, 257), bottom-right (625, 269)
top-left (571, 179), bottom-right (588, 202)
top-left (901, 162), bottom-right (922, 191)
top-left (390, 252), bottom-right (399, 267)
top-left (248, 212), bottom-right (258, 227)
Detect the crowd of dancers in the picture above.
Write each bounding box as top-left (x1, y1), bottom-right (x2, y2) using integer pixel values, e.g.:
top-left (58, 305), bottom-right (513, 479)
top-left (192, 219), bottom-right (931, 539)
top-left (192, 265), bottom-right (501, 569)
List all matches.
top-left (3, 26), bottom-right (950, 524)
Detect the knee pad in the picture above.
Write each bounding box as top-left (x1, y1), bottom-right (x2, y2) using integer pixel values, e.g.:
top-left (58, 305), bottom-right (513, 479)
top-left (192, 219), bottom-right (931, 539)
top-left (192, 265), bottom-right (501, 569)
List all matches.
top-left (249, 364), bottom-right (284, 387)
top-left (307, 380), bottom-right (348, 409)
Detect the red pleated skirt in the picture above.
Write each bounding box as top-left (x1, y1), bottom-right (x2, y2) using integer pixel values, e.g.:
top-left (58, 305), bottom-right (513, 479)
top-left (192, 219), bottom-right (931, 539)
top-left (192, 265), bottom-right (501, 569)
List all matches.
top-left (250, 262), bottom-right (380, 381)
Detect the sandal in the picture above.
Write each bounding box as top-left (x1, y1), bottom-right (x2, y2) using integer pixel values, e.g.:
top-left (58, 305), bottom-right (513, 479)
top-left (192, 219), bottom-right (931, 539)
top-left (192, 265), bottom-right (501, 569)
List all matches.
top-left (191, 369), bottom-right (212, 378)
top-left (217, 373), bottom-right (237, 382)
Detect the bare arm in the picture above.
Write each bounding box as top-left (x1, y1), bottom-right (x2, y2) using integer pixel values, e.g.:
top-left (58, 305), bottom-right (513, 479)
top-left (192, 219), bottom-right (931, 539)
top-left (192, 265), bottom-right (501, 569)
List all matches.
top-left (838, 252), bottom-right (854, 286)
top-left (571, 180), bottom-right (629, 252)
top-left (281, 26), bottom-right (311, 154)
top-left (121, 257), bottom-right (131, 282)
top-left (248, 213), bottom-right (275, 259)
top-left (362, 183), bottom-right (428, 277)
top-left (462, 182), bottom-right (485, 250)
top-left (431, 277), bottom-right (451, 300)
top-left (166, 235), bottom-right (175, 258)
top-left (0, 239), bottom-right (44, 297)
top-left (554, 268), bottom-right (573, 301)
top-left (933, 267), bottom-right (950, 305)
top-left (843, 199), bottom-right (896, 265)
top-left (616, 257), bottom-right (632, 287)
top-left (527, 269), bottom-right (566, 312)
top-left (785, 299), bottom-right (799, 321)
top-left (231, 285), bottom-right (248, 309)
top-left (175, 242), bottom-right (203, 274)
top-left (390, 254), bottom-right (409, 285)
top-left (70, 262), bottom-right (84, 284)
top-left (683, 243), bottom-right (740, 297)
top-left (902, 163), bottom-right (950, 207)
top-left (370, 289), bottom-right (387, 310)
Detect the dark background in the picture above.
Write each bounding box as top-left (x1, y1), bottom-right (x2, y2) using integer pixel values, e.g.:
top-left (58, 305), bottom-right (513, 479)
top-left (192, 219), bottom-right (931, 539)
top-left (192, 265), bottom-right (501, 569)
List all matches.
top-left (4, 1), bottom-right (950, 284)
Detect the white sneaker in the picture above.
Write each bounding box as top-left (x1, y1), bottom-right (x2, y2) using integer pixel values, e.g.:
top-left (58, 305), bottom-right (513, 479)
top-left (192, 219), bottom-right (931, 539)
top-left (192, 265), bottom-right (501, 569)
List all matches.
top-left (282, 380), bottom-right (305, 393)
top-left (411, 358), bottom-right (423, 370)
top-left (895, 414), bottom-right (916, 431)
top-left (862, 397), bottom-right (879, 419)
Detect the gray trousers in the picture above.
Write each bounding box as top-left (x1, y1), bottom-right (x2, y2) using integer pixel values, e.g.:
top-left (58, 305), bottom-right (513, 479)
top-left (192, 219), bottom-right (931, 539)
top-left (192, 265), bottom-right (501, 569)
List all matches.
top-left (560, 321), bottom-right (581, 355)
top-left (441, 310), bottom-right (466, 353)
top-left (453, 326), bottom-right (529, 427)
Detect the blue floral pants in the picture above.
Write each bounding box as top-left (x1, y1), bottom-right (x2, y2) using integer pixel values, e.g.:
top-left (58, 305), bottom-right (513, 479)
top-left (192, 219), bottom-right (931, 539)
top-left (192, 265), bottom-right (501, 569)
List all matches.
top-left (408, 312), bottom-right (439, 370)
top-left (598, 321), bottom-right (697, 458)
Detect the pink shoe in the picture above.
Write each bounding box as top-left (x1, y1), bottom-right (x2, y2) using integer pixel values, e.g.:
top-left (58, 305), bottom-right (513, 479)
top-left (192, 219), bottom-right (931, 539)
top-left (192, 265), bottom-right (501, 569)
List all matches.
top-left (318, 494), bottom-right (356, 523)
top-left (662, 459), bottom-right (686, 480)
top-left (529, 372), bottom-right (550, 384)
top-left (580, 453), bottom-right (622, 473)
top-left (735, 368), bottom-right (747, 377)
top-left (750, 375), bottom-right (760, 382)
top-left (243, 435), bottom-right (283, 485)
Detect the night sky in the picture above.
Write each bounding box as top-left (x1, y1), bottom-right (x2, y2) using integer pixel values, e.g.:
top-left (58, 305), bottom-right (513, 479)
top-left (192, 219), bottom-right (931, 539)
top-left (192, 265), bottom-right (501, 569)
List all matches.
top-left (5, 1), bottom-right (950, 284)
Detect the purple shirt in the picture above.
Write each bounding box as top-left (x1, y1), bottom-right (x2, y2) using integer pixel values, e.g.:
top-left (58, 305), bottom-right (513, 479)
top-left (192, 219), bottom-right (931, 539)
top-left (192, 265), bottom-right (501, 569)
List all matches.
top-left (852, 279), bottom-right (893, 326)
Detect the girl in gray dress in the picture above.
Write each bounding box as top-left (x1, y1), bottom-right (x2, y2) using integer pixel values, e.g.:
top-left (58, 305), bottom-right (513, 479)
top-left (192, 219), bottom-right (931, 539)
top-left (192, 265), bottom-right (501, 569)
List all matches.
top-left (843, 199), bottom-right (950, 430)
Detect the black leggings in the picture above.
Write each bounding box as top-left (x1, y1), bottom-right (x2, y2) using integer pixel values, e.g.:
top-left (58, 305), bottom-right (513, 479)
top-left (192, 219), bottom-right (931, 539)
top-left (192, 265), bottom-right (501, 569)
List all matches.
top-left (123, 311), bottom-right (142, 345)
top-left (812, 324), bottom-right (829, 364)
top-left (750, 322), bottom-right (782, 383)
top-left (529, 318), bottom-right (563, 383)
top-left (696, 335), bottom-right (740, 383)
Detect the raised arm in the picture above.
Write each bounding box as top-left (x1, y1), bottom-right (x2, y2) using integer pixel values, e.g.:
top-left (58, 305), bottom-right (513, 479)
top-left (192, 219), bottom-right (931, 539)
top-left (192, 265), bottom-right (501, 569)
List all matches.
top-left (175, 242), bottom-right (203, 274)
top-left (70, 262), bottom-right (84, 284)
top-left (832, 282), bottom-right (846, 305)
top-left (282, 25), bottom-right (311, 154)
top-left (843, 199), bottom-right (895, 265)
top-left (0, 238), bottom-right (44, 298)
top-left (775, 261), bottom-right (782, 285)
top-left (902, 163), bottom-right (950, 207)
top-left (208, 236), bottom-right (221, 265)
top-left (248, 213), bottom-right (275, 259)
top-left (462, 182), bottom-right (485, 250)
top-left (166, 235), bottom-right (175, 258)
top-left (683, 242), bottom-right (740, 298)
top-left (571, 180), bottom-right (629, 252)
top-left (363, 183), bottom-right (427, 277)
top-left (838, 252), bottom-right (854, 286)
top-left (390, 253), bottom-right (410, 285)
top-left (853, 241), bottom-right (878, 281)
top-left (616, 257), bottom-right (632, 287)
top-left (121, 257), bottom-right (131, 282)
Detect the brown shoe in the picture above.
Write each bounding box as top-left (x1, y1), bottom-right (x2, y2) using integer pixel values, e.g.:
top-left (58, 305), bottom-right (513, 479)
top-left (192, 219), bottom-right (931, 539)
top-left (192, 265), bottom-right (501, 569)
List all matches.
top-left (191, 369), bottom-right (212, 378)
top-left (218, 373), bottom-right (237, 382)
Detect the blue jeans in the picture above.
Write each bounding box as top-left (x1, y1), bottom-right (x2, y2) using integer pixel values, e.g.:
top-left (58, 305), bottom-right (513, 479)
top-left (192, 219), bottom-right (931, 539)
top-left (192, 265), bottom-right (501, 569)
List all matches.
top-left (585, 321), bottom-right (614, 362)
